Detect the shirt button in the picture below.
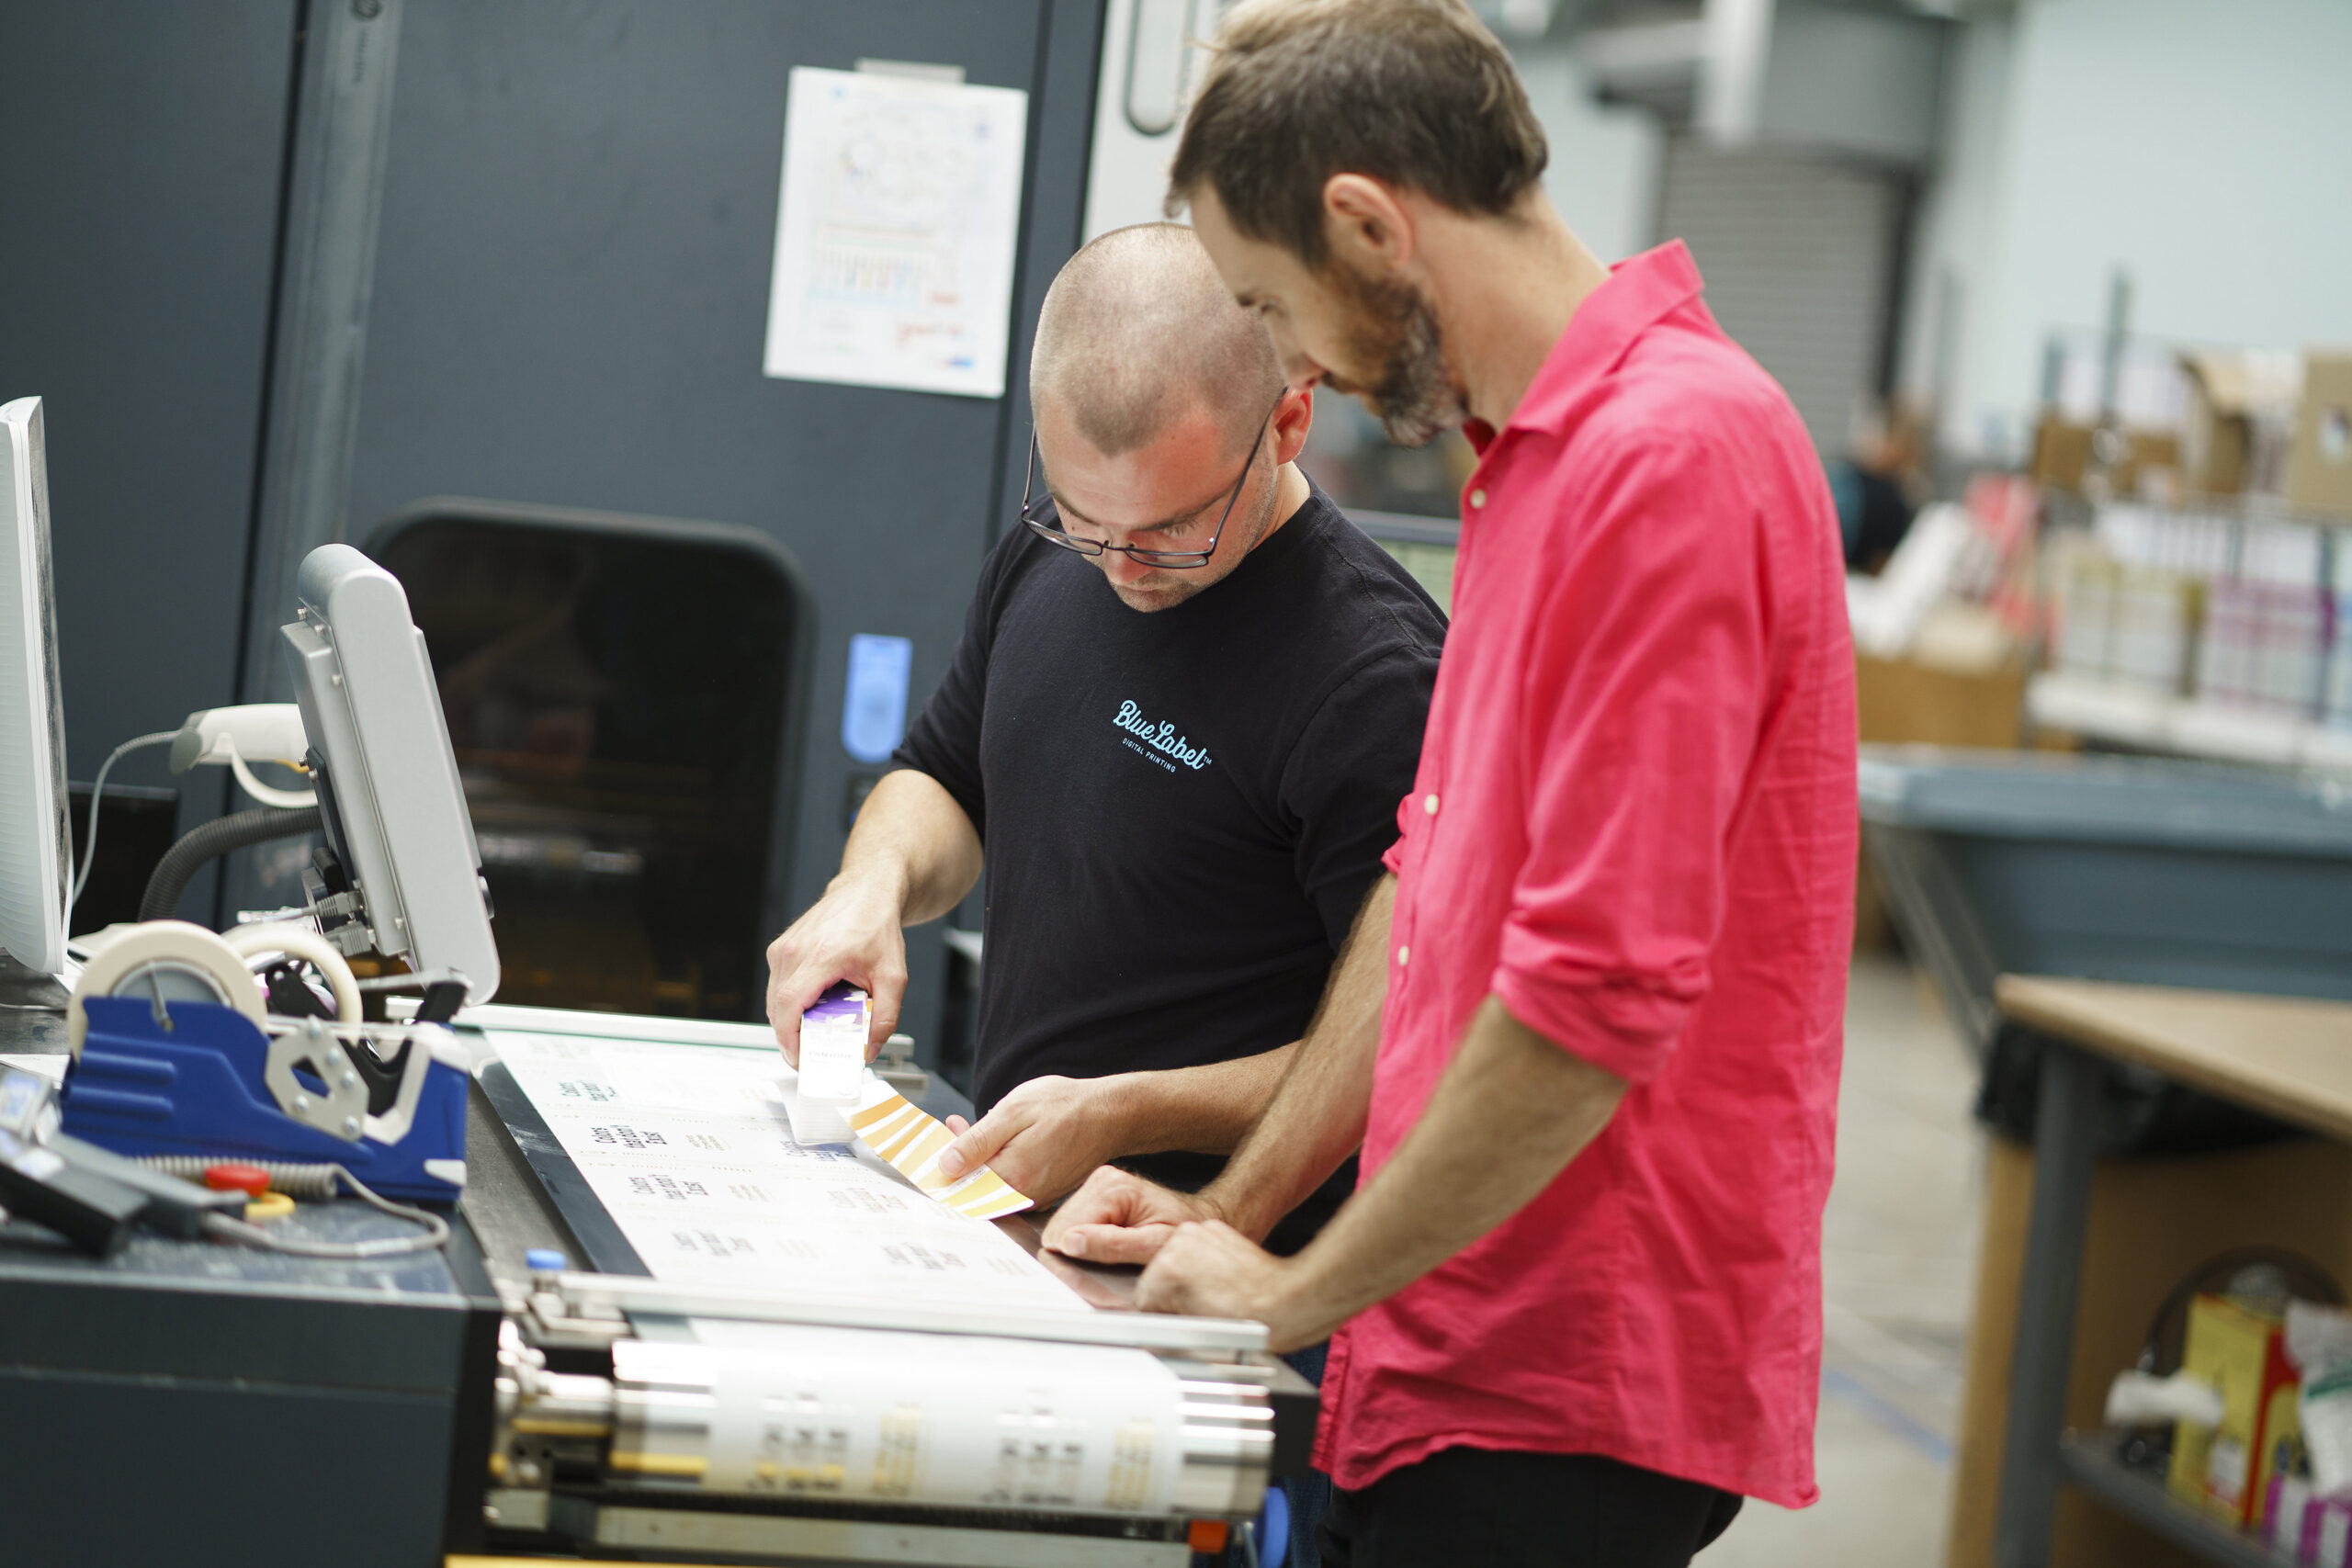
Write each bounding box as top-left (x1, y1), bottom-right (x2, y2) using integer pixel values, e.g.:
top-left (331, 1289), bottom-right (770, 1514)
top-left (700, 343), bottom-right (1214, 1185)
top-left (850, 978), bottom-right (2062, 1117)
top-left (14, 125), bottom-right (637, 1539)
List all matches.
top-left (1467, 489), bottom-right (1487, 509)
top-left (1423, 793), bottom-right (1440, 816)
top-left (1396, 945), bottom-right (1410, 967)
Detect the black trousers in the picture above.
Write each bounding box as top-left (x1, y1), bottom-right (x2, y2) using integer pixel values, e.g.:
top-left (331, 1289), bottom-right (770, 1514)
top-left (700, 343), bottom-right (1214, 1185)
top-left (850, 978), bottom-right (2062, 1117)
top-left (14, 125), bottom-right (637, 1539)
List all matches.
top-left (1317, 1447), bottom-right (1743, 1568)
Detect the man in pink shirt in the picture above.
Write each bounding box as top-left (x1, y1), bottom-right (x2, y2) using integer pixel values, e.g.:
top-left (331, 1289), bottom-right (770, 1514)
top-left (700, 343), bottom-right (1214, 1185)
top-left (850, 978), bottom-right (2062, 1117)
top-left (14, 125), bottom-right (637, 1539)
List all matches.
top-left (1041, 1), bottom-right (1858, 1562)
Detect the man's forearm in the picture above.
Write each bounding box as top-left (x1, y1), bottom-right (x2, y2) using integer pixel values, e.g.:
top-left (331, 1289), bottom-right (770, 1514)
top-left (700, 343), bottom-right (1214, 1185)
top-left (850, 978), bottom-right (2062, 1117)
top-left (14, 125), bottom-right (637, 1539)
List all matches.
top-left (1197, 875), bottom-right (1396, 1240)
top-left (838, 769), bottom-right (983, 924)
top-left (1092, 1046), bottom-right (1298, 1159)
top-left (768, 767), bottom-right (983, 1056)
top-left (1271, 995), bottom-right (1625, 1340)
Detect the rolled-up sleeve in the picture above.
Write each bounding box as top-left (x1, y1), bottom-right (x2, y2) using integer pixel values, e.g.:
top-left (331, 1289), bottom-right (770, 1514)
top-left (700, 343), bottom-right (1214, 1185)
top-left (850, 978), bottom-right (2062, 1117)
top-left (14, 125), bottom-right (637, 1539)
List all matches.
top-left (1490, 434), bottom-right (1768, 1086)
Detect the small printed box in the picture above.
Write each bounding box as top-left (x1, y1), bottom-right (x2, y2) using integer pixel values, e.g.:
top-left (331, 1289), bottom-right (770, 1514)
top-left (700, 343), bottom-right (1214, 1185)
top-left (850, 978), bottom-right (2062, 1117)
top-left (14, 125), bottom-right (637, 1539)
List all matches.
top-left (797, 983), bottom-right (871, 1103)
top-left (2171, 1292), bottom-right (2302, 1533)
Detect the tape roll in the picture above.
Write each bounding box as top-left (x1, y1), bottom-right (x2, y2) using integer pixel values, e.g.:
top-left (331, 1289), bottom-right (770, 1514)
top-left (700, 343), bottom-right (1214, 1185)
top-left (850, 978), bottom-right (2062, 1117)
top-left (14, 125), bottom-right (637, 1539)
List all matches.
top-left (68, 920), bottom-right (266, 1055)
top-left (223, 922), bottom-right (361, 1025)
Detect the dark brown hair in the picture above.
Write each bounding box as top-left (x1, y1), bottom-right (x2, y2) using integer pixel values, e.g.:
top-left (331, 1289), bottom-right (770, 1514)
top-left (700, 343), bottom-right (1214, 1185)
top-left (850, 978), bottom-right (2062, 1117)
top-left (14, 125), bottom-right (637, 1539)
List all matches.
top-left (1167, 0), bottom-right (1548, 267)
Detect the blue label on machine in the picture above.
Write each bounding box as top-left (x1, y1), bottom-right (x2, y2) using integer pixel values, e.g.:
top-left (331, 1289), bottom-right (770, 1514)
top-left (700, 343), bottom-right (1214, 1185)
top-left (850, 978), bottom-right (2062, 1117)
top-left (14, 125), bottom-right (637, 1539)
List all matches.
top-left (842, 633), bottom-right (913, 764)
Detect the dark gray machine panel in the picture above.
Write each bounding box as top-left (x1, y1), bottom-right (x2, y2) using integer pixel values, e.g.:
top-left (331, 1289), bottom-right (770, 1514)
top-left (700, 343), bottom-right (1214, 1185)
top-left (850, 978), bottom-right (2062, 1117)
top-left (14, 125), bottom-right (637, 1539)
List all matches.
top-left (342, 0), bottom-right (1103, 1046)
top-left (0, 3), bottom-right (300, 913)
top-left (0, 1204), bottom-right (501, 1567)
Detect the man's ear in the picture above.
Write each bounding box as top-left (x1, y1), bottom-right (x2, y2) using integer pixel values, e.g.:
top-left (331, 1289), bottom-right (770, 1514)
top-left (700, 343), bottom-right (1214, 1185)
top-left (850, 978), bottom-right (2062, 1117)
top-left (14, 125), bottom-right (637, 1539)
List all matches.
top-left (1322, 174), bottom-right (1418, 276)
top-left (1271, 384), bottom-right (1316, 466)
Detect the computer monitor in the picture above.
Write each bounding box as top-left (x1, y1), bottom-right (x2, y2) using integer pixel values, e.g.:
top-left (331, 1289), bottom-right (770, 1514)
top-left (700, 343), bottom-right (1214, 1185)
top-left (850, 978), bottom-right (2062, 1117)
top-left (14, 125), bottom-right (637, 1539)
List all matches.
top-left (0, 398), bottom-right (69, 978)
top-left (281, 544), bottom-right (502, 1003)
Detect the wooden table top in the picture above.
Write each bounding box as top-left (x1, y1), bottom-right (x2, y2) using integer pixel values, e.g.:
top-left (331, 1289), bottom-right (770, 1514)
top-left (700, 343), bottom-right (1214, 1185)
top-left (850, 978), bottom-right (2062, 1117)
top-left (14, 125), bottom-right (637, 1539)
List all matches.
top-left (1997, 976), bottom-right (2352, 1145)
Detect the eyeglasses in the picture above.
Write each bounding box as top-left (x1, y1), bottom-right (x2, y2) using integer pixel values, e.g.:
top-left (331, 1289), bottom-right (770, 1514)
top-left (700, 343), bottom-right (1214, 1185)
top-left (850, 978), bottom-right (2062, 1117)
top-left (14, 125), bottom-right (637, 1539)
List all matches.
top-left (1019, 395), bottom-right (1285, 569)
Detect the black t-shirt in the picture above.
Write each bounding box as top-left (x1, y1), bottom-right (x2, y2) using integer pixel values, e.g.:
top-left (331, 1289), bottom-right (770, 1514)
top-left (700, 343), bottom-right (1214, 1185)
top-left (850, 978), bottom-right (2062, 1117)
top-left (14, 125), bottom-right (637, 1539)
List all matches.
top-left (895, 483), bottom-right (1445, 1254)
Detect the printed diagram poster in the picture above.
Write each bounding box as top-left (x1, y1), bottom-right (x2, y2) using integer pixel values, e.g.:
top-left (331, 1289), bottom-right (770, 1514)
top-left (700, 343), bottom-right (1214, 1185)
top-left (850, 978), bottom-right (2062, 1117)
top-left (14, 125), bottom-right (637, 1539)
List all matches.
top-left (763, 67), bottom-right (1029, 398)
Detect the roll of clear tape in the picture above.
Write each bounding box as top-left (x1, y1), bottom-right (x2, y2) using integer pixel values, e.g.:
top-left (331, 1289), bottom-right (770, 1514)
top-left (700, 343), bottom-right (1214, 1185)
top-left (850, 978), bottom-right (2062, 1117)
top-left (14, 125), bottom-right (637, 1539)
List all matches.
top-left (223, 921), bottom-right (361, 1024)
top-left (68, 920), bottom-right (266, 1054)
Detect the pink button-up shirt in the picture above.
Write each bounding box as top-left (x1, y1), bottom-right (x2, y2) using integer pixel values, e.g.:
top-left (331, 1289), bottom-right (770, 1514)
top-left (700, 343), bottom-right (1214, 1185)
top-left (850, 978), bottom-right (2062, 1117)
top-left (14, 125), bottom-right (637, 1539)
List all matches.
top-left (1316, 243), bottom-right (1857, 1506)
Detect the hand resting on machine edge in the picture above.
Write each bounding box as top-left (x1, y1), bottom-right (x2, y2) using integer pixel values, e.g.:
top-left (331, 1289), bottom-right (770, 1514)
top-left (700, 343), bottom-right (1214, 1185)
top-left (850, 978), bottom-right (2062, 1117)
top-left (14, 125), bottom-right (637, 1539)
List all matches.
top-left (1040, 1165), bottom-right (1224, 1267)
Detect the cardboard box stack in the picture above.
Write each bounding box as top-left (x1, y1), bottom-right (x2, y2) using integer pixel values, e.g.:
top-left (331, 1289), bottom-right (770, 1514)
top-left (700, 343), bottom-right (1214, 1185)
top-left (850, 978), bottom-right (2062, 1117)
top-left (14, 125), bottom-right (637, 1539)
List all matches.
top-left (2293, 353), bottom-right (2352, 518)
top-left (2180, 347), bottom-right (2306, 500)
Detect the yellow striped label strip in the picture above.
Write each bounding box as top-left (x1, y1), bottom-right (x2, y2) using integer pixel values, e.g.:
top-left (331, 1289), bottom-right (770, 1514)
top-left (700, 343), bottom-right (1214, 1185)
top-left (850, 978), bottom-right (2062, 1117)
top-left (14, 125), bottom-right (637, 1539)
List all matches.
top-left (847, 1089), bottom-right (1034, 1221)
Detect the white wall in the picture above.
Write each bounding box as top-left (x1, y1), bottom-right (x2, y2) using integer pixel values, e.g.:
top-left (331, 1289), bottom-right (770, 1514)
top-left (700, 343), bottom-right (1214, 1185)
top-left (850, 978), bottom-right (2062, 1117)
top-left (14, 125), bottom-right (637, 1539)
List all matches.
top-left (1514, 51), bottom-right (1666, 265)
top-left (1902, 0), bottom-right (2352, 460)
top-left (1896, 8), bottom-right (2017, 455)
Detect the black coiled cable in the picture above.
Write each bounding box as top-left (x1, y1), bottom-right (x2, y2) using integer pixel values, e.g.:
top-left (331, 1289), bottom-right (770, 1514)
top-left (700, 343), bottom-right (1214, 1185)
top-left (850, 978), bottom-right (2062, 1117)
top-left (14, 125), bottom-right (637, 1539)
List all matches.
top-left (138, 806), bottom-right (322, 921)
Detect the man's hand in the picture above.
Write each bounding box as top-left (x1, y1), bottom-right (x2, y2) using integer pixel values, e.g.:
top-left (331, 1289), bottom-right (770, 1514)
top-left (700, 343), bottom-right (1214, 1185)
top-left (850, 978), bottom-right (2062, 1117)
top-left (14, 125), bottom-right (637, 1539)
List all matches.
top-left (1136, 1222), bottom-right (1329, 1353)
top-left (1041, 1166), bottom-right (1221, 1266)
top-left (763, 878), bottom-right (905, 1066)
top-left (932, 1076), bottom-right (1135, 1205)
top-left (763, 770), bottom-right (984, 1066)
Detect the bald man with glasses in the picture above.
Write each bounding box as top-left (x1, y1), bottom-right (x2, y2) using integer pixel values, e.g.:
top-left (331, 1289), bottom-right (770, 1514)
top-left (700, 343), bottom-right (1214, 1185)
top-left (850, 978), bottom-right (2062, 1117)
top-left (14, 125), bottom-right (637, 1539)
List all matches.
top-left (767, 221), bottom-right (1441, 1224)
top-left (1012, 385), bottom-right (1286, 600)
top-left (766, 223), bottom-right (1442, 1563)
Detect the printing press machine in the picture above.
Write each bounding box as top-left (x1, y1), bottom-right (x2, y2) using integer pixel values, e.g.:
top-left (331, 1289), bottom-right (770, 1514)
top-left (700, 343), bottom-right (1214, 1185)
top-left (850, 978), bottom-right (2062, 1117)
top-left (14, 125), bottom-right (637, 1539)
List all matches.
top-left (0, 1002), bottom-right (1316, 1568)
top-left (0, 546), bottom-right (1311, 1567)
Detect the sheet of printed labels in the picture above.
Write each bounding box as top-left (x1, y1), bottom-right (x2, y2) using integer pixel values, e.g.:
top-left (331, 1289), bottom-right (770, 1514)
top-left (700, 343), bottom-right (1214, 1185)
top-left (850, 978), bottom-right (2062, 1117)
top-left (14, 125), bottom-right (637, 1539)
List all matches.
top-left (486, 1025), bottom-right (1076, 1310)
top-left (486, 1024), bottom-right (1195, 1515)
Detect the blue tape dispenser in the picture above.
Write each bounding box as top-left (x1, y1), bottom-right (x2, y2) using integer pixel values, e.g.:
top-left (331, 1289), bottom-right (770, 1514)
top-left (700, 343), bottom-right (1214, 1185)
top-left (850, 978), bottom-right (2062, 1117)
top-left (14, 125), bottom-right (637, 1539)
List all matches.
top-left (60, 921), bottom-right (468, 1203)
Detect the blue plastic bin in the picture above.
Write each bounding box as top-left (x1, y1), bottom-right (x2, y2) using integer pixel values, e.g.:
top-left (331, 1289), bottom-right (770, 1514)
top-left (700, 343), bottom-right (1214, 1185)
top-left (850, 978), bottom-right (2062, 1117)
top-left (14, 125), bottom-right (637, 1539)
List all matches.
top-left (1859, 745), bottom-right (2352, 1050)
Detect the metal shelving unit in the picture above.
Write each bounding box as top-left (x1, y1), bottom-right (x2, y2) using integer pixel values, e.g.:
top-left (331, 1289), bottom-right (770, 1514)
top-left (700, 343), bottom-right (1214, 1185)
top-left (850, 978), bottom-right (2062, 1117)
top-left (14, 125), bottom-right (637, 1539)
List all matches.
top-left (1990, 987), bottom-right (2352, 1568)
top-left (2058, 1430), bottom-right (2297, 1568)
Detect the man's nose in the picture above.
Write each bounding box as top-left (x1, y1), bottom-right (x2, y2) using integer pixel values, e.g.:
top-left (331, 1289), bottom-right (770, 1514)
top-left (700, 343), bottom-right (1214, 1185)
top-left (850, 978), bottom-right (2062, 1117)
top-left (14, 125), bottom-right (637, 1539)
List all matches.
top-left (1099, 548), bottom-right (1154, 586)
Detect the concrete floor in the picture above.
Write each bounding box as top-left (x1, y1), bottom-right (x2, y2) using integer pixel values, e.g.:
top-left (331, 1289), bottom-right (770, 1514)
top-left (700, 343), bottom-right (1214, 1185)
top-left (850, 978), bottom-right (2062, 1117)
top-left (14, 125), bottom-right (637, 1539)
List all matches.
top-left (1703, 952), bottom-right (1985, 1566)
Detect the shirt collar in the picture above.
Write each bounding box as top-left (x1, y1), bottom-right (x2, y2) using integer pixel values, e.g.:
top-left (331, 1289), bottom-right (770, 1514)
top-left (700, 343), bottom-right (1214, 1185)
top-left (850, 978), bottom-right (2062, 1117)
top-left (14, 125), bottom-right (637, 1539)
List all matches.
top-left (1469, 241), bottom-right (1707, 453)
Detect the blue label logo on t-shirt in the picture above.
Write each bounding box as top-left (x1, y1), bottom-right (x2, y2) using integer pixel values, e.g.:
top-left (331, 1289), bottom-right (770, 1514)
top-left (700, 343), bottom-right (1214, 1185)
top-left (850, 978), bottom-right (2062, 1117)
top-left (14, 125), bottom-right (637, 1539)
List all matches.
top-left (1113, 699), bottom-right (1213, 773)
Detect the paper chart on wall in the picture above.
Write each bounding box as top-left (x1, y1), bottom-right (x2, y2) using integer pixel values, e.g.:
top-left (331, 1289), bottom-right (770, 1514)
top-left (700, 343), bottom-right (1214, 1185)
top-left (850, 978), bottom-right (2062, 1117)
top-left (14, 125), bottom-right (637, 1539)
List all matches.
top-left (487, 1029), bottom-right (1079, 1313)
top-left (761, 66), bottom-right (1029, 398)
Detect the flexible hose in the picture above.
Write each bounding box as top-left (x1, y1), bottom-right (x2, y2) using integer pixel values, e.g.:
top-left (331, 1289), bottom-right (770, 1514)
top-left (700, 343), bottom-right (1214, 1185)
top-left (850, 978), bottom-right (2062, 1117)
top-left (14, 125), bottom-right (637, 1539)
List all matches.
top-left (139, 805), bottom-right (322, 922)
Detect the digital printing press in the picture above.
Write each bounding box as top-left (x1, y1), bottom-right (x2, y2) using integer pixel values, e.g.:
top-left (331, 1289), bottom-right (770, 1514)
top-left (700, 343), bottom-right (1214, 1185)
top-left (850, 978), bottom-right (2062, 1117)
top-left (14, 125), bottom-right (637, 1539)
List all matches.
top-left (0, 533), bottom-right (1311, 1567)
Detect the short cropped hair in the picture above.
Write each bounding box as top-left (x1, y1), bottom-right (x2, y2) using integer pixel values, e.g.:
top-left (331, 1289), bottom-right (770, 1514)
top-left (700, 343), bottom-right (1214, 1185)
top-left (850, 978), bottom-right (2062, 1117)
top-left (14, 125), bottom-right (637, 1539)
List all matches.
top-left (1167, 0), bottom-right (1548, 267)
top-left (1030, 222), bottom-right (1284, 458)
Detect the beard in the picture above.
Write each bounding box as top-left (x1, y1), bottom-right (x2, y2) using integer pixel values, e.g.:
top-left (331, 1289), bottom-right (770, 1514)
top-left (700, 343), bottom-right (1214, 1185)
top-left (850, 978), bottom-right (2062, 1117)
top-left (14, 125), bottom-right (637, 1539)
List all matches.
top-left (1320, 264), bottom-right (1469, 448)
